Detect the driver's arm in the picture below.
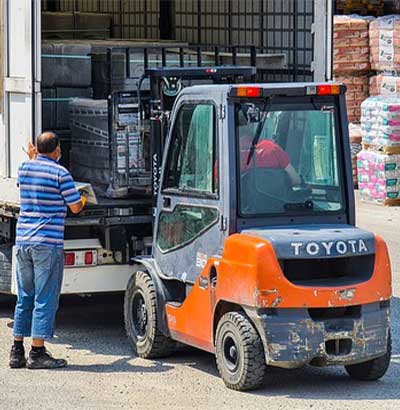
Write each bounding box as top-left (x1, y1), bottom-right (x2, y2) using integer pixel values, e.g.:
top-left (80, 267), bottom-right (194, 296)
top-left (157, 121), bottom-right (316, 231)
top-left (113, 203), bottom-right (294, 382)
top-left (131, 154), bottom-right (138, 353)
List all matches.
top-left (285, 164), bottom-right (301, 187)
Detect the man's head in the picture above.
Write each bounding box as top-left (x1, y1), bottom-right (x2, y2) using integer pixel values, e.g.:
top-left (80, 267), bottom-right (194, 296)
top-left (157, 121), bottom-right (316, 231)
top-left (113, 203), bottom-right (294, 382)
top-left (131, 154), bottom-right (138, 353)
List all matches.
top-left (36, 132), bottom-right (61, 161)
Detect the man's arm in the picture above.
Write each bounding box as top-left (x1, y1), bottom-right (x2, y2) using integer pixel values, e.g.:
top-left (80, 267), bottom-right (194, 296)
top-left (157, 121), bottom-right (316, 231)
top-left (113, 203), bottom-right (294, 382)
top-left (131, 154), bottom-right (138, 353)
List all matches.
top-left (59, 170), bottom-right (87, 214)
top-left (68, 196), bottom-right (87, 214)
top-left (285, 164), bottom-right (301, 187)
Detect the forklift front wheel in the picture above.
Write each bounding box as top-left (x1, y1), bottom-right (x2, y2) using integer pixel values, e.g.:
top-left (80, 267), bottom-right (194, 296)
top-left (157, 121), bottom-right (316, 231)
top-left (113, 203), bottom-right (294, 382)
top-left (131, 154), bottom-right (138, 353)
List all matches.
top-left (215, 312), bottom-right (267, 391)
top-left (124, 270), bottom-right (175, 359)
top-left (345, 331), bottom-right (392, 381)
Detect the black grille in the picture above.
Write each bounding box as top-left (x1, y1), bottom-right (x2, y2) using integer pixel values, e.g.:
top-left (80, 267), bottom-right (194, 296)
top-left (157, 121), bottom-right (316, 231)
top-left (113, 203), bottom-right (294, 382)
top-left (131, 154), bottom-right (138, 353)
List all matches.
top-left (281, 255), bottom-right (375, 287)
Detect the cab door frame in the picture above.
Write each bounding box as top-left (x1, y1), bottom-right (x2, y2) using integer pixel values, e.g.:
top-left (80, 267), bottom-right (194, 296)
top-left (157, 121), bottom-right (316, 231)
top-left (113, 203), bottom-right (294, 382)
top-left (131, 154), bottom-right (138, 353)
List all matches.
top-left (153, 91), bottom-right (227, 284)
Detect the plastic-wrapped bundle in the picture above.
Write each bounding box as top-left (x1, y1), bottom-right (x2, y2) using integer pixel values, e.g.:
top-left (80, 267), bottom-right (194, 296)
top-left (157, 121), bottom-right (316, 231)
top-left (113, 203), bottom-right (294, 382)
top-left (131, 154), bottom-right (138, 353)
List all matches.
top-left (361, 96), bottom-right (400, 150)
top-left (370, 15), bottom-right (400, 71)
top-left (349, 124), bottom-right (363, 185)
top-left (69, 98), bottom-right (150, 198)
top-left (333, 15), bottom-right (372, 75)
top-left (335, 75), bottom-right (369, 123)
top-left (370, 74), bottom-right (400, 95)
top-left (357, 150), bottom-right (400, 204)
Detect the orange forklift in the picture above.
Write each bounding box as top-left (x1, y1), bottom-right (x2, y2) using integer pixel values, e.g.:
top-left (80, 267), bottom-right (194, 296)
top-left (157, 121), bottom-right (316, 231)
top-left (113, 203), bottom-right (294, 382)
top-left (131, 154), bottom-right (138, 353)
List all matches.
top-left (123, 61), bottom-right (392, 390)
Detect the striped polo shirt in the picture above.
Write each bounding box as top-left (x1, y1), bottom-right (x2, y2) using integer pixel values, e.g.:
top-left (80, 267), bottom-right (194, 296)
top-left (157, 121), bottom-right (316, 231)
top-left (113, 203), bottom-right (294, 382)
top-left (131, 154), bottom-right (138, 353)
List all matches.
top-left (16, 155), bottom-right (81, 248)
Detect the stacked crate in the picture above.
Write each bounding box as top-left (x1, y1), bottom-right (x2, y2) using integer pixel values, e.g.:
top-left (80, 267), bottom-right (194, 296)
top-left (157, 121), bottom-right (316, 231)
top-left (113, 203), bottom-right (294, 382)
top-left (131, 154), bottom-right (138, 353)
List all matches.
top-left (357, 96), bottom-right (400, 205)
top-left (333, 15), bottom-right (372, 124)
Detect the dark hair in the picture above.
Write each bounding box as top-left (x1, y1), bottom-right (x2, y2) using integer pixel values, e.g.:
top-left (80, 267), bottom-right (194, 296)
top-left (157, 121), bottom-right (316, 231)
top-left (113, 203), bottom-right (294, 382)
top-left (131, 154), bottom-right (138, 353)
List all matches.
top-left (36, 132), bottom-right (59, 154)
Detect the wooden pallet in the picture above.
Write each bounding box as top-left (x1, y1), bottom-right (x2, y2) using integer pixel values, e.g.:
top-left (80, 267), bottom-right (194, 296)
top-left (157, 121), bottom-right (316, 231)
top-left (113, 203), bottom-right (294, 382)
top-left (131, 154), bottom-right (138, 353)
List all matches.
top-left (362, 144), bottom-right (400, 155)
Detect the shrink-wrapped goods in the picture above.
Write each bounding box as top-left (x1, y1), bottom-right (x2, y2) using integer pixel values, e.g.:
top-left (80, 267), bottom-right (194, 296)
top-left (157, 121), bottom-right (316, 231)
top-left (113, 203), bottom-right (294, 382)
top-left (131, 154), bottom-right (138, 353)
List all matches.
top-left (370, 15), bottom-right (400, 71)
top-left (357, 150), bottom-right (400, 204)
top-left (349, 124), bottom-right (363, 185)
top-left (333, 15), bottom-right (371, 75)
top-left (369, 74), bottom-right (400, 95)
top-left (361, 96), bottom-right (400, 151)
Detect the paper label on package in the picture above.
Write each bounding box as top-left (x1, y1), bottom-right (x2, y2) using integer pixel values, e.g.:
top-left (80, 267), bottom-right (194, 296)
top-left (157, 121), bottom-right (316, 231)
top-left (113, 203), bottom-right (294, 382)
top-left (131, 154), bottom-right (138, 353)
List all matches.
top-left (379, 31), bottom-right (394, 47)
top-left (380, 19), bottom-right (395, 30)
top-left (379, 44), bottom-right (395, 62)
top-left (381, 77), bottom-right (398, 95)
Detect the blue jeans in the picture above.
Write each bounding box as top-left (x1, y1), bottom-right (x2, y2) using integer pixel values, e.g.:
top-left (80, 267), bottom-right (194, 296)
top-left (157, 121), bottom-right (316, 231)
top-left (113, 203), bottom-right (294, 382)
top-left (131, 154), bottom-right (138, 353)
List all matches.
top-left (13, 245), bottom-right (64, 339)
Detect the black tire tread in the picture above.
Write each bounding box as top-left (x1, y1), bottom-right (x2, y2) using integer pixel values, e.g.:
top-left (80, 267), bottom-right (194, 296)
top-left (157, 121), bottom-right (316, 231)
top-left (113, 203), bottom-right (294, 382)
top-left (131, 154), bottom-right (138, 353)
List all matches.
top-left (215, 311), bottom-right (266, 391)
top-left (124, 270), bottom-right (175, 359)
top-left (345, 332), bottom-right (392, 381)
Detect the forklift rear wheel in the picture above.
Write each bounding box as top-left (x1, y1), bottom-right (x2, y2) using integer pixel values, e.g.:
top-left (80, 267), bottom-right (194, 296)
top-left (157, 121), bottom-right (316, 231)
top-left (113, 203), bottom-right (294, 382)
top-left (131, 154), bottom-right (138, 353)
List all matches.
top-left (345, 331), bottom-right (392, 381)
top-left (124, 270), bottom-right (175, 359)
top-left (215, 312), bottom-right (266, 391)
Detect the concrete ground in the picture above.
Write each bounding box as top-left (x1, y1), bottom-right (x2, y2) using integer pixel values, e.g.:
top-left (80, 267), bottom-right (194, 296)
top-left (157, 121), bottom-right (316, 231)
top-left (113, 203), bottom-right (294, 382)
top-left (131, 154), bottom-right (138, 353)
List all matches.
top-left (0, 195), bottom-right (399, 410)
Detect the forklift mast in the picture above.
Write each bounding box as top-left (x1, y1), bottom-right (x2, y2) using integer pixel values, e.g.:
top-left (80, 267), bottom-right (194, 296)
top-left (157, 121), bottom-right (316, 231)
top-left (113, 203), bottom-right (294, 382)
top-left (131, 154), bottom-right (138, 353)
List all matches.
top-left (105, 45), bottom-right (259, 206)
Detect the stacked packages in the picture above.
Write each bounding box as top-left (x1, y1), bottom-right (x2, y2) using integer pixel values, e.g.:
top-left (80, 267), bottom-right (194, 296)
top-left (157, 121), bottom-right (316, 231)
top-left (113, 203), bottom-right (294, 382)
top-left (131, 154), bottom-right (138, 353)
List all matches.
top-left (370, 15), bottom-right (400, 71)
top-left (334, 15), bottom-right (372, 123)
top-left (349, 124), bottom-right (363, 185)
top-left (333, 15), bottom-right (370, 74)
top-left (357, 96), bottom-right (400, 205)
top-left (336, 75), bottom-right (369, 123)
top-left (370, 74), bottom-right (400, 95)
top-left (360, 96), bottom-right (400, 150)
top-left (357, 150), bottom-right (400, 203)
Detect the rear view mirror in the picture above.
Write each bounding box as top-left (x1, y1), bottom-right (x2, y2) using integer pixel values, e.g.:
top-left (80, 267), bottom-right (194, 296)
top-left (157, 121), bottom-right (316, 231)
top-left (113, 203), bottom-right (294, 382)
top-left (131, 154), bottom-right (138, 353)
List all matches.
top-left (241, 103), bottom-right (261, 123)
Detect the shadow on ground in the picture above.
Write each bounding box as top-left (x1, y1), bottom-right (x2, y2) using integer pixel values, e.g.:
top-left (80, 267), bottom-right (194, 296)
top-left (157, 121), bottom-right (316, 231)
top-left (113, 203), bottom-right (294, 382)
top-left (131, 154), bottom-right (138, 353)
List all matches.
top-left (1, 293), bottom-right (400, 400)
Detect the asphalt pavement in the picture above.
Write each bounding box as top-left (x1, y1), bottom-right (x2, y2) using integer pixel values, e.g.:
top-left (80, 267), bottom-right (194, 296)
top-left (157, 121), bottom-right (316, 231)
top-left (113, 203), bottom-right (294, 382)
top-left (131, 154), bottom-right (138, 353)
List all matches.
top-left (0, 195), bottom-right (399, 410)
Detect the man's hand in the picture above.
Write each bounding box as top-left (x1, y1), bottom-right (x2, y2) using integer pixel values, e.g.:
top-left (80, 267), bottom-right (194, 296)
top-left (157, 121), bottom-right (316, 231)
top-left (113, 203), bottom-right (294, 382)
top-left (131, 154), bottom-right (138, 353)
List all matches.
top-left (68, 196), bottom-right (87, 214)
top-left (27, 142), bottom-right (37, 160)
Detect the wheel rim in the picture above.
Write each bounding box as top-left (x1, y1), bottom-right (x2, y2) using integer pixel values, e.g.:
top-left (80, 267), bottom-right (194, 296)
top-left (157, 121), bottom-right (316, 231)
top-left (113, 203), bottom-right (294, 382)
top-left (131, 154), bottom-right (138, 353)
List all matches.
top-left (132, 290), bottom-right (148, 340)
top-left (222, 332), bottom-right (240, 373)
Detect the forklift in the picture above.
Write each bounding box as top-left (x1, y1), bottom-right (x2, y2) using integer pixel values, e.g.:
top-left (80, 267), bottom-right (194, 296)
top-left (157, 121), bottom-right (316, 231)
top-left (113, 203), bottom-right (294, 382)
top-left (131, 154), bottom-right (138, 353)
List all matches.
top-left (121, 51), bottom-right (392, 390)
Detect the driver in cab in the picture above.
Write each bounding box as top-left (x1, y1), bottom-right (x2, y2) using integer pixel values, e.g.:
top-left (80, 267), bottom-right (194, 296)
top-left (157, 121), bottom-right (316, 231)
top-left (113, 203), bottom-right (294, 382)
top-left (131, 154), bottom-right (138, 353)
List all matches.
top-left (238, 105), bottom-right (301, 187)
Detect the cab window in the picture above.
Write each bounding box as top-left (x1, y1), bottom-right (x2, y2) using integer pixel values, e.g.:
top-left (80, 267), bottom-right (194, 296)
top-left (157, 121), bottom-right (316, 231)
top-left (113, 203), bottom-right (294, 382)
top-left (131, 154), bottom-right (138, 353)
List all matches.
top-left (163, 103), bottom-right (217, 196)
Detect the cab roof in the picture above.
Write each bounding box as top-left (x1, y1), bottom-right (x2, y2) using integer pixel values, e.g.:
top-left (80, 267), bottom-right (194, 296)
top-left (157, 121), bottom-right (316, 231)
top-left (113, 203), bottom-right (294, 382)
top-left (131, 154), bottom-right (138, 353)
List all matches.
top-left (179, 82), bottom-right (345, 98)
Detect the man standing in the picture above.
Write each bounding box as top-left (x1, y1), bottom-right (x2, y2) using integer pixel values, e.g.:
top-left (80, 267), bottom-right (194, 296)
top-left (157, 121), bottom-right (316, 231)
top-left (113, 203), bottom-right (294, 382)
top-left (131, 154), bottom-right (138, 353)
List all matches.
top-left (9, 132), bottom-right (86, 369)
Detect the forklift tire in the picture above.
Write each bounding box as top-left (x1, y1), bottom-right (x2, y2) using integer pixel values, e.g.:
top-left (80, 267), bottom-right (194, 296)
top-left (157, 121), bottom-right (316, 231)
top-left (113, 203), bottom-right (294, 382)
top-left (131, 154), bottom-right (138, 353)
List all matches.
top-left (124, 270), bottom-right (175, 359)
top-left (345, 332), bottom-right (392, 381)
top-left (215, 311), bottom-right (266, 391)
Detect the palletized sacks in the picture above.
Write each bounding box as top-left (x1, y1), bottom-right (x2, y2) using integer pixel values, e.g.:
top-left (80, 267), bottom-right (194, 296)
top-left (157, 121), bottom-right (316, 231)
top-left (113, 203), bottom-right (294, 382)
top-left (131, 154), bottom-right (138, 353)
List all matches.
top-left (357, 150), bottom-right (400, 203)
top-left (370, 74), bottom-right (400, 95)
top-left (361, 96), bottom-right (400, 149)
top-left (335, 75), bottom-right (369, 123)
top-left (333, 15), bottom-right (371, 75)
top-left (370, 15), bottom-right (400, 71)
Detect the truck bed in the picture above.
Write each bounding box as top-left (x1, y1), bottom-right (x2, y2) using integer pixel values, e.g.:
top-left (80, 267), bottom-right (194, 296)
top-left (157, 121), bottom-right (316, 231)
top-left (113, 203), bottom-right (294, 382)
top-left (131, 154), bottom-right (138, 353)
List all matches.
top-left (0, 178), bottom-right (152, 226)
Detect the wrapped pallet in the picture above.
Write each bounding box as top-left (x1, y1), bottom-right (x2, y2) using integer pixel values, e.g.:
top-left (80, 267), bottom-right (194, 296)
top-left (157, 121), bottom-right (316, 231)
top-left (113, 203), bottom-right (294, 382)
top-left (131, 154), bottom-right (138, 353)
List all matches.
top-left (370, 15), bottom-right (400, 72)
top-left (370, 74), bottom-right (400, 95)
top-left (333, 15), bottom-right (373, 123)
top-left (361, 96), bottom-right (400, 152)
top-left (357, 150), bottom-right (400, 204)
top-left (333, 15), bottom-right (371, 74)
top-left (69, 98), bottom-right (151, 198)
top-left (349, 124), bottom-right (363, 186)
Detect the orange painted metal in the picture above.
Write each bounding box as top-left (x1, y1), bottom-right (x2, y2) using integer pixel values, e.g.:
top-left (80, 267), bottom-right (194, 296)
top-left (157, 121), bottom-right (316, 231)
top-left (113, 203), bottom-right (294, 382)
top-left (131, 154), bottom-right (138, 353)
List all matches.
top-left (165, 233), bottom-right (392, 352)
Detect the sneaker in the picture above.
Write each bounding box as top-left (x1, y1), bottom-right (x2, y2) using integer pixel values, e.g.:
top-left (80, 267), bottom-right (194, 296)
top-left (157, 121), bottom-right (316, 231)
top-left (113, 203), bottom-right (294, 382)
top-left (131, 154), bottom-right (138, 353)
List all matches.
top-left (9, 346), bottom-right (26, 369)
top-left (27, 349), bottom-right (67, 370)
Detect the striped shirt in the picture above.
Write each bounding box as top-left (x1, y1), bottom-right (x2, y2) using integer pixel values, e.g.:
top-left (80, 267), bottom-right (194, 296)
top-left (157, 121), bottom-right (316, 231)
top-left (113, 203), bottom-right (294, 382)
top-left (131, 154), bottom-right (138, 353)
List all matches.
top-left (16, 155), bottom-right (81, 248)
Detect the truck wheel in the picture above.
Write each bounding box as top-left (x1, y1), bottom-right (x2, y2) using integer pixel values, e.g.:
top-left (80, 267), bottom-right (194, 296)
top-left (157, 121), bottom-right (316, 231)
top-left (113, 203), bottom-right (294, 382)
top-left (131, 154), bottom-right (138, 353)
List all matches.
top-left (345, 332), bottom-right (392, 381)
top-left (215, 311), bottom-right (266, 391)
top-left (124, 270), bottom-right (175, 359)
